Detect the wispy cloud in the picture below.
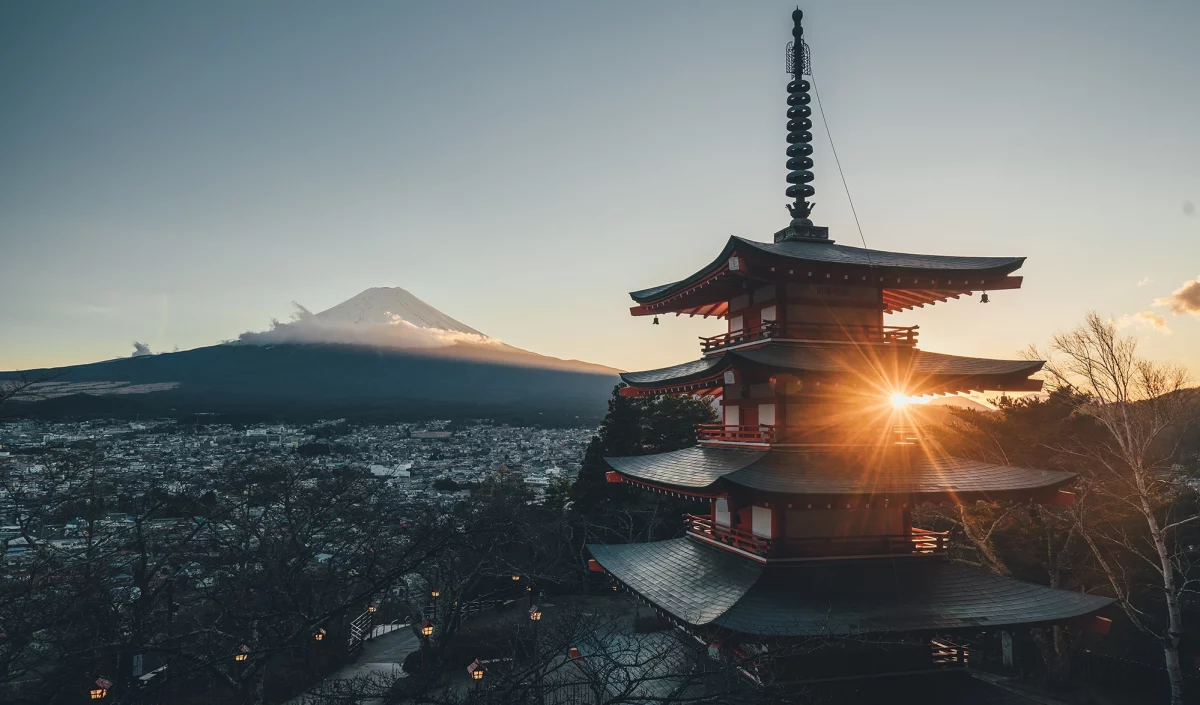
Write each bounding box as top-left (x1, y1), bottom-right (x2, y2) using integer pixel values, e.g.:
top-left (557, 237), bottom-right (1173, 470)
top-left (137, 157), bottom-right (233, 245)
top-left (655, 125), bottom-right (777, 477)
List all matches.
top-left (1118, 311), bottom-right (1171, 334)
top-left (1136, 276), bottom-right (1154, 288)
top-left (1154, 276), bottom-right (1200, 316)
top-left (237, 303), bottom-right (500, 349)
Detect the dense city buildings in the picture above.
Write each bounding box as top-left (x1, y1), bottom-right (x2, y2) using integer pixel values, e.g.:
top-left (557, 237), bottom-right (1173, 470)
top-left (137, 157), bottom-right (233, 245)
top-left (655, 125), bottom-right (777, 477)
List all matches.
top-left (0, 419), bottom-right (588, 568)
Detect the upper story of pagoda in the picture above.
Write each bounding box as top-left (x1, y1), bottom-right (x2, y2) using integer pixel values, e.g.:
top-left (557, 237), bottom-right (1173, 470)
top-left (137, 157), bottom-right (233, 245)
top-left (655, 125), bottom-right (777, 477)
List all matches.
top-left (619, 237), bottom-right (1043, 448)
top-left (616, 6), bottom-right (1042, 450)
top-left (630, 233), bottom-right (1025, 323)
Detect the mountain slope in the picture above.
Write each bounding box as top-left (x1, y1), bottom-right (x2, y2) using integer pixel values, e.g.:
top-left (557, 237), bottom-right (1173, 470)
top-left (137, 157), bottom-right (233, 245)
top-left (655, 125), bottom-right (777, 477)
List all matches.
top-left (2, 286), bottom-right (621, 422)
top-left (3, 343), bottom-right (619, 422)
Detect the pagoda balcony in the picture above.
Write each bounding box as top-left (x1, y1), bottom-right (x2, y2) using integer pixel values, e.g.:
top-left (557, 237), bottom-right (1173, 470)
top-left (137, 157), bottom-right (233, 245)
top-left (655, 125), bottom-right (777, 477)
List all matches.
top-left (684, 514), bottom-right (948, 560)
top-left (700, 322), bottom-right (918, 354)
top-left (684, 514), bottom-right (773, 557)
top-left (696, 424), bottom-right (777, 444)
top-left (696, 423), bottom-right (920, 447)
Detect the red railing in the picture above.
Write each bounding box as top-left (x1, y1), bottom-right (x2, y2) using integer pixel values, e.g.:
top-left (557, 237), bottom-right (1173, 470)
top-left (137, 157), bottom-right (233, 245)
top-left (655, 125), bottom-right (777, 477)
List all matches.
top-left (684, 514), bottom-right (772, 557)
top-left (700, 322), bottom-right (918, 353)
top-left (931, 638), bottom-right (970, 667)
top-left (686, 514), bottom-right (948, 559)
top-left (697, 424), bottom-right (922, 447)
top-left (775, 531), bottom-right (947, 557)
top-left (696, 424), bottom-right (777, 444)
top-left (910, 527), bottom-right (949, 554)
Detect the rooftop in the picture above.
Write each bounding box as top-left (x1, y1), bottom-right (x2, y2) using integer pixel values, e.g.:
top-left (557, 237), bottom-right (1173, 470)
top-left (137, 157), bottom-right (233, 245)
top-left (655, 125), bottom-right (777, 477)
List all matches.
top-left (589, 537), bottom-right (1112, 637)
top-left (605, 445), bottom-right (1075, 502)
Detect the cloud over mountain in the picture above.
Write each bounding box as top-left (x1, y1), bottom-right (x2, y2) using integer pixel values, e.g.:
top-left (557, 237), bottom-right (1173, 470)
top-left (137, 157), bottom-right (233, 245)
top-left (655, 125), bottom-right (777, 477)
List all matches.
top-left (238, 303), bottom-right (497, 349)
top-left (237, 287), bottom-right (499, 350)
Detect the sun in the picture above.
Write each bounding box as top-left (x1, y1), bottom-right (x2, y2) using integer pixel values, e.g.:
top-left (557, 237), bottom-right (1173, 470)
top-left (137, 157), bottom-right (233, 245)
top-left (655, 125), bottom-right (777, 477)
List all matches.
top-left (890, 393), bottom-right (912, 409)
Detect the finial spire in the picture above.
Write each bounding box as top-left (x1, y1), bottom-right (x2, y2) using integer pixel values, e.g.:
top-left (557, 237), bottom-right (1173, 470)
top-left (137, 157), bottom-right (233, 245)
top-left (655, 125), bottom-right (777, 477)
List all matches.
top-left (785, 9), bottom-right (817, 231)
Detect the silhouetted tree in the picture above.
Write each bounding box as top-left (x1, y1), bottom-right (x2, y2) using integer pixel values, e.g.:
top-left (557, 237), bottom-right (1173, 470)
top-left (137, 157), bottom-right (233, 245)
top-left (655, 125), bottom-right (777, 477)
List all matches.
top-left (1034, 312), bottom-right (1199, 705)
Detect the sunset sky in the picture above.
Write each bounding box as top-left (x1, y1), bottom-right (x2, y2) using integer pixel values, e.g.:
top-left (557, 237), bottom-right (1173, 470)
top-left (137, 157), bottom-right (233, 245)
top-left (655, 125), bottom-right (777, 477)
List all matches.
top-left (2, 0), bottom-right (1198, 374)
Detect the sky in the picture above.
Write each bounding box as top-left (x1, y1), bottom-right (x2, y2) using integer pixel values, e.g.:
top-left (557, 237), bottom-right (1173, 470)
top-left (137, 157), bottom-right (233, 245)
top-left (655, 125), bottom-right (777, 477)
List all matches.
top-left (2, 0), bottom-right (1198, 374)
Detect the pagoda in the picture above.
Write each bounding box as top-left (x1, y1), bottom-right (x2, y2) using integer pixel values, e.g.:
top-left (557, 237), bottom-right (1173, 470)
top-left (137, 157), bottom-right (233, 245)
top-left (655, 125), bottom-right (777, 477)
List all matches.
top-left (588, 9), bottom-right (1112, 685)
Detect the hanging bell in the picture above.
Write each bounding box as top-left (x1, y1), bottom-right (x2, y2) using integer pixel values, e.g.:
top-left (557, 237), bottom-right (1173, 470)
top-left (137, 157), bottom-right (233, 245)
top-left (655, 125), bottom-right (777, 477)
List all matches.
top-left (652, 316), bottom-right (660, 325)
top-left (980, 292), bottom-right (990, 304)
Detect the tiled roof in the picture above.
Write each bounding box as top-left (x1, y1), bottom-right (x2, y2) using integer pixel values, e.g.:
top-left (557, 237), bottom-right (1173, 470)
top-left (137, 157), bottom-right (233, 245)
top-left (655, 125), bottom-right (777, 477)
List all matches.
top-left (605, 446), bottom-right (763, 488)
top-left (619, 343), bottom-right (1042, 390)
top-left (912, 351), bottom-right (1043, 377)
top-left (726, 454), bottom-right (1074, 497)
top-left (735, 237), bottom-right (1025, 272)
top-left (588, 538), bottom-right (761, 625)
top-left (589, 538), bottom-right (1112, 636)
top-left (629, 236), bottom-right (1025, 304)
top-left (605, 446), bottom-right (1076, 499)
top-left (619, 357), bottom-right (726, 385)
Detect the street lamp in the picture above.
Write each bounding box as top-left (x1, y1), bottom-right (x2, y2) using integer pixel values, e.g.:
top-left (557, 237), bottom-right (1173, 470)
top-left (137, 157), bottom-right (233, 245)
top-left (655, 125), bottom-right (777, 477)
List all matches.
top-left (313, 628), bottom-right (326, 642)
top-left (367, 601), bottom-right (378, 613)
top-left (511, 574), bottom-right (520, 582)
top-left (528, 605), bottom-right (542, 622)
top-left (234, 644), bottom-right (250, 662)
top-left (430, 588), bottom-right (440, 598)
top-left (91, 678), bottom-right (112, 700)
top-left (419, 620), bottom-right (435, 678)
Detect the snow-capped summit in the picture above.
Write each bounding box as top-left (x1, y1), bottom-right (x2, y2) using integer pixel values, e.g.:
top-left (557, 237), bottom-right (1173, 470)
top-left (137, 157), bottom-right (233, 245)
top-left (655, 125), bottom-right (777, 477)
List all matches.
top-left (315, 287), bottom-right (485, 337)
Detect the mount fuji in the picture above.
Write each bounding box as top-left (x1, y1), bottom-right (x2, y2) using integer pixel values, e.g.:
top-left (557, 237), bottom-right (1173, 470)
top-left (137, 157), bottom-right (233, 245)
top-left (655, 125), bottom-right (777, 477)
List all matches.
top-left (2, 288), bottom-right (620, 423)
top-left (314, 287), bottom-right (484, 335)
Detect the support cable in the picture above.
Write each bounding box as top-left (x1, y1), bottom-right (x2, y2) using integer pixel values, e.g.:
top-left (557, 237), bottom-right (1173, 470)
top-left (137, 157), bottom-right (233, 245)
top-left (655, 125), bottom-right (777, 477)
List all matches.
top-left (810, 72), bottom-right (873, 260)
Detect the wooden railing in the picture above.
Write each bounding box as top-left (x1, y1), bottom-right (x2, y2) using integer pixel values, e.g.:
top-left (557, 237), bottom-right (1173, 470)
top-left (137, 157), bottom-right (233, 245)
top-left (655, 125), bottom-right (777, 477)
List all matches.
top-left (684, 514), bottom-right (772, 557)
top-left (686, 515), bottom-right (948, 560)
top-left (930, 638), bottom-right (970, 667)
top-left (776, 531), bottom-right (948, 557)
top-left (695, 424), bottom-right (777, 444)
top-left (910, 527), bottom-right (949, 554)
top-left (697, 423), bottom-right (922, 447)
top-left (700, 322), bottom-right (918, 353)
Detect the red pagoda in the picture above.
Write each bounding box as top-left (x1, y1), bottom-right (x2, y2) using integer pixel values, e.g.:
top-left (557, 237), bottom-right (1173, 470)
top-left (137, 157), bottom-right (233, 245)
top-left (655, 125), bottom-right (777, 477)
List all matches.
top-left (588, 8), bottom-right (1111, 685)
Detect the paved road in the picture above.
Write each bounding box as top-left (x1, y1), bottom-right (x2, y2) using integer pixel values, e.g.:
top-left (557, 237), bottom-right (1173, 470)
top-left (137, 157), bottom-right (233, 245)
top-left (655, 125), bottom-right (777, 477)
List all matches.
top-left (289, 626), bottom-right (419, 704)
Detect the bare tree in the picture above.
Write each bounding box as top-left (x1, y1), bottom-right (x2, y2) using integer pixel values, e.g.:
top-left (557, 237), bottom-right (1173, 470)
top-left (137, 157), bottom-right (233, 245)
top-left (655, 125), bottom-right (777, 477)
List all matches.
top-left (1035, 311), bottom-right (1198, 705)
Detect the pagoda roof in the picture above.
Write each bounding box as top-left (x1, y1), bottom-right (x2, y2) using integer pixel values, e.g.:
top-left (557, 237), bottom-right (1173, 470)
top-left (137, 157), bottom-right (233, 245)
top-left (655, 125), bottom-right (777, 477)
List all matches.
top-left (605, 446), bottom-right (1075, 501)
top-left (589, 538), bottom-right (1111, 637)
top-left (619, 343), bottom-right (1044, 396)
top-left (630, 236), bottom-right (1025, 313)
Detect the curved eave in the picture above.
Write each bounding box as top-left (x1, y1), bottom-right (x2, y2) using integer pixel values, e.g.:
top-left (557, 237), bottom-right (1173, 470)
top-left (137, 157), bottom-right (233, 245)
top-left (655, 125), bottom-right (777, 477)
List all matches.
top-left (618, 355), bottom-right (730, 396)
top-left (589, 538), bottom-right (1113, 637)
top-left (629, 236), bottom-right (1027, 315)
top-left (723, 455), bottom-right (1076, 503)
top-left (629, 238), bottom-right (740, 305)
top-left (604, 446), bottom-right (1077, 502)
top-left (619, 345), bottom-right (1044, 396)
top-left (604, 446), bottom-right (761, 494)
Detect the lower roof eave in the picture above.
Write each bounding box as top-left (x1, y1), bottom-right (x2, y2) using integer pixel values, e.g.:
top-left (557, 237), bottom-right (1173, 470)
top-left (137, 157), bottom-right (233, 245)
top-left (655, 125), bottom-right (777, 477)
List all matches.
top-left (588, 538), bottom-right (1113, 639)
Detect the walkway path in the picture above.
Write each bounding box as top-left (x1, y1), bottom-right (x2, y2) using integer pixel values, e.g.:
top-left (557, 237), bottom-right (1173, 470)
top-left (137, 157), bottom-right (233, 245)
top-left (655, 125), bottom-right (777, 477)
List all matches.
top-left (288, 625), bottom-right (419, 704)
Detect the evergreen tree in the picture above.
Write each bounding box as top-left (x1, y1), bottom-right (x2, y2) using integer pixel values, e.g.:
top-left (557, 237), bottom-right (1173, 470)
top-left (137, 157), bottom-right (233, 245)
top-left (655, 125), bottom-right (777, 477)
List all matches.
top-left (571, 386), bottom-right (716, 536)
